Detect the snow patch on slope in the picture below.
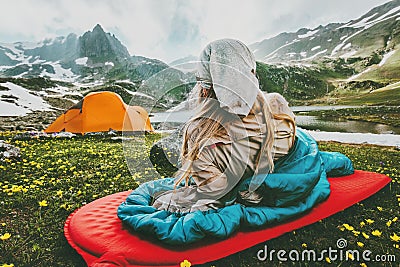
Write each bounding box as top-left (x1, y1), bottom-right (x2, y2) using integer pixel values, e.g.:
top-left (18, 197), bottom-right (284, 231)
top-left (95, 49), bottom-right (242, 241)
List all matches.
top-left (75, 57), bottom-right (88, 65)
top-left (378, 50), bottom-right (396, 66)
top-left (0, 82), bottom-right (52, 116)
top-left (124, 89), bottom-right (155, 100)
top-left (298, 29), bottom-right (319, 39)
top-left (302, 49), bottom-right (328, 61)
top-left (41, 61), bottom-right (79, 82)
top-left (311, 46), bottom-right (321, 51)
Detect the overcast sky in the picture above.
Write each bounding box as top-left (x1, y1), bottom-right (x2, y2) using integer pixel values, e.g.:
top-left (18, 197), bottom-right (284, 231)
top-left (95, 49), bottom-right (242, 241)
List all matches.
top-left (0, 0), bottom-right (391, 62)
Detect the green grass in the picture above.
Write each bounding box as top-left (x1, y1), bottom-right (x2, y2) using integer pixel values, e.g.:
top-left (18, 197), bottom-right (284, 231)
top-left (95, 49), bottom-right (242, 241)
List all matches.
top-left (308, 83), bottom-right (400, 106)
top-left (0, 133), bottom-right (399, 267)
top-left (335, 86), bottom-right (400, 106)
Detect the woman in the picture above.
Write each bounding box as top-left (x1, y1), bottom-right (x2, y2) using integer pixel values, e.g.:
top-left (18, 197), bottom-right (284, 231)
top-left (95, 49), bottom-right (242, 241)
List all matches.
top-left (152, 39), bottom-right (296, 212)
top-left (118, 39), bottom-right (353, 244)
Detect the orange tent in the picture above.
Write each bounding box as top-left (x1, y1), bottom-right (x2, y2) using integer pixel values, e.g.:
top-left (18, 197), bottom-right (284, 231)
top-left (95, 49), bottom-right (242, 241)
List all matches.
top-left (45, 91), bottom-right (154, 134)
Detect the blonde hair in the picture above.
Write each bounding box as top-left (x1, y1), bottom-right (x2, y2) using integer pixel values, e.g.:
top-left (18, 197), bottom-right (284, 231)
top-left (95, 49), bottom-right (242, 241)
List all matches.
top-left (174, 87), bottom-right (275, 188)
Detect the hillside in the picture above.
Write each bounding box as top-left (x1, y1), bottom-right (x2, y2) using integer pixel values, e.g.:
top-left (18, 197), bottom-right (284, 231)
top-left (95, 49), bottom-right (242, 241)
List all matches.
top-left (250, 0), bottom-right (400, 104)
top-left (250, 0), bottom-right (400, 64)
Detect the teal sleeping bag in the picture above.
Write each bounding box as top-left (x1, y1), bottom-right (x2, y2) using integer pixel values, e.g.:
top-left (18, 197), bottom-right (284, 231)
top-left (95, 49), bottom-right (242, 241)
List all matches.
top-left (117, 129), bottom-right (354, 244)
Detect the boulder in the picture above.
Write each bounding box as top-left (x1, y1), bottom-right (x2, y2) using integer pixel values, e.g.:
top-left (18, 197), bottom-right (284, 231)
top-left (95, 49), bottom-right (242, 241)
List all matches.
top-left (0, 140), bottom-right (20, 160)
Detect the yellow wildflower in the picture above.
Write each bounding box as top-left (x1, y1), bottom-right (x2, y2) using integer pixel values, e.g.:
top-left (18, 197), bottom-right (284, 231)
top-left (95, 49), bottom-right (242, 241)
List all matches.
top-left (347, 252), bottom-right (354, 260)
top-left (326, 257), bottom-right (331, 263)
top-left (357, 241), bottom-right (365, 248)
top-left (38, 200), bottom-right (48, 207)
top-left (392, 217), bottom-right (398, 222)
top-left (362, 232), bottom-right (370, 239)
top-left (371, 230), bottom-right (382, 237)
top-left (390, 233), bottom-right (400, 242)
top-left (360, 263), bottom-right (367, 267)
top-left (353, 230), bottom-right (360, 236)
top-left (386, 220), bottom-right (392, 227)
top-left (0, 264), bottom-right (14, 267)
top-left (365, 219), bottom-right (374, 224)
top-left (0, 232), bottom-right (11, 240)
top-left (359, 221), bottom-right (366, 227)
top-left (180, 259), bottom-right (191, 267)
top-left (302, 243), bottom-right (307, 248)
top-left (343, 223), bottom-right (354, 231)
top-left (377, 206), bottom-right (383, 211)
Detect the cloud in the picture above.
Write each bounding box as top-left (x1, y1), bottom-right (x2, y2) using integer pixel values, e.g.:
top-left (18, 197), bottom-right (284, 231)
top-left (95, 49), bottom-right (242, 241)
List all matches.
top-left (0, 0), bottom-right (391, 62)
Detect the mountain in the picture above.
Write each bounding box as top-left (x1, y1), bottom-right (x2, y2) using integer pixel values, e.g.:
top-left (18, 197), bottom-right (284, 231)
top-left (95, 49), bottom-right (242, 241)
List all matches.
top-left (250, 0), bottom-right (400, 64)
top-left (250, 0), bottom-right (400, 105)
top-left (78, 24), bottom-right (130, 63)
top-left (0, 24), bottom-right (190, 85)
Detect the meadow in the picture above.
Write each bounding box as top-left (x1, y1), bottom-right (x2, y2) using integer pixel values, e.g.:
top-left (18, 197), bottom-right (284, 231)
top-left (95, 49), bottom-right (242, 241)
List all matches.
top-left (0, 132), bottom-right (399, 267)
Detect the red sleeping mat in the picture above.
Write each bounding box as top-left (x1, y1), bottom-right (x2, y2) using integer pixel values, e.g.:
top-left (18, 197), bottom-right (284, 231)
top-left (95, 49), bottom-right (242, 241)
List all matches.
top-left (64, 170), bottom-right (391, 267)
